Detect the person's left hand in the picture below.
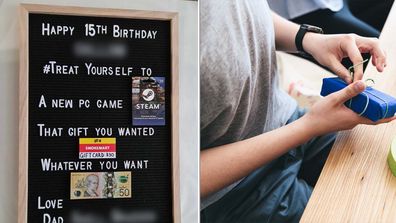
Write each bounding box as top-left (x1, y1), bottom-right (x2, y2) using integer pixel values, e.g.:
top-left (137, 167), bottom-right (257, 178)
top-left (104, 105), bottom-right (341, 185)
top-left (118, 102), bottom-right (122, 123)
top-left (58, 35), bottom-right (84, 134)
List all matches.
top-left (303, 33), bottom-right (387, 84)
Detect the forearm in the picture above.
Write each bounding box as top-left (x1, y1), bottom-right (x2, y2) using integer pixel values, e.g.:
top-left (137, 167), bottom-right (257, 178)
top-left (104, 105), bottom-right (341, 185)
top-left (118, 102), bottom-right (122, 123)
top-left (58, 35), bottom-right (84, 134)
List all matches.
top-left (272, 12), bottom-right (300, 52)
top-left (200, 116), bottom-right (315, 197)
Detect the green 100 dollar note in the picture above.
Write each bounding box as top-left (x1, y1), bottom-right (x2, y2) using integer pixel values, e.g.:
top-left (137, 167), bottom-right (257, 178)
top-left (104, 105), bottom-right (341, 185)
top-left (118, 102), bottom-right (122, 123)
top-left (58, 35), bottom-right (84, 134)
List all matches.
top-left (70, 171), bottom-right (131, 200)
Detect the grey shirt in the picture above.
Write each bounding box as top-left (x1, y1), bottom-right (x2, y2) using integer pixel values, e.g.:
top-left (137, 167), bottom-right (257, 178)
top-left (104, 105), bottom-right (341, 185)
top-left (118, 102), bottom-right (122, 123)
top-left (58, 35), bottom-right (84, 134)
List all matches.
top-left (200, 0), bottom-right (297, 208)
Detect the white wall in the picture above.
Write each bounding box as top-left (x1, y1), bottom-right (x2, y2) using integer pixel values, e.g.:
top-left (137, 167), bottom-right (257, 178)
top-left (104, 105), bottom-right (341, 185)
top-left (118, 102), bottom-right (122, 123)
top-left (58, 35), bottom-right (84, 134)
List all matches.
top-left (0, 0), bottom-right (199, 222)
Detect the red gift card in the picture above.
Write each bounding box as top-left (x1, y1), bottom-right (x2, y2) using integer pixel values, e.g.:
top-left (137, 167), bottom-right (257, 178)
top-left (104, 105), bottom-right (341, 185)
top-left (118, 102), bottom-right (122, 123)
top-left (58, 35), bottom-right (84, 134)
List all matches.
top-left (79, 138), bottom-right (116, 159)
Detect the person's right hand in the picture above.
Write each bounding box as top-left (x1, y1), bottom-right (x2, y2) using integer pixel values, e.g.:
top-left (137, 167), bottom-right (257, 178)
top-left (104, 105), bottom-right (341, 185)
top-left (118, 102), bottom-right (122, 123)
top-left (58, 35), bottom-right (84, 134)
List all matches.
top-left (301, 81), bottom-right (396, 137)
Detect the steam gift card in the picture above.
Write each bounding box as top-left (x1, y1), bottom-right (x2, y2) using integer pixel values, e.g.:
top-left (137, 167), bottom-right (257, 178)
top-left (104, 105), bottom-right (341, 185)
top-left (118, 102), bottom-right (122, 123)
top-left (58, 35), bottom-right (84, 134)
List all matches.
top-left (132, 77), bottom-right (165, 126)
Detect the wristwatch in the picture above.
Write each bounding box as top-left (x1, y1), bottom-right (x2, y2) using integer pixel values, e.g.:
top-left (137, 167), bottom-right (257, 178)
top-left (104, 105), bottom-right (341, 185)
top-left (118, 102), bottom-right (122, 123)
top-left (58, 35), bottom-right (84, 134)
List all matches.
top-left (295, 24), bottom-right (324, 57)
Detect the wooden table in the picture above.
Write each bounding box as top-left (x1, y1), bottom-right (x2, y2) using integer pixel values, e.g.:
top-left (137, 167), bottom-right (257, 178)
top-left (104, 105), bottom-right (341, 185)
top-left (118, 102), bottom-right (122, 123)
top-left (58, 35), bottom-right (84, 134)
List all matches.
top-left (301, 4), bottom-right (396, 223)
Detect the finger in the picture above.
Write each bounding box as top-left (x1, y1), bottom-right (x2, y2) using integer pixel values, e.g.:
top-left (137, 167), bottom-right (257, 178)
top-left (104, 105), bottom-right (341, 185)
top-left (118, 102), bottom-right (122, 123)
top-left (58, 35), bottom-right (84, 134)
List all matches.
top-left (357, 114), bottom-right (396, 125)
top-left (371, 42), bottom-right (386, 72)
top-left (373, 116), bottom-right (396, 124)
top-left (357, 37), bottom-right (387, 72)
top-left (373, 50), bottom-right (386, 72)
top-left (356, 116), bottom-right (375, 125)
top-left (341, 36), bottom-right (364, 82)
top-left (378, 50), bottom-right (388, 70)
top-left (371, 56), bottom-right (377, 67)
top-left (328, 57), bottom-right (353, 84)
top-left (332, 80), bottom-right (366, 104)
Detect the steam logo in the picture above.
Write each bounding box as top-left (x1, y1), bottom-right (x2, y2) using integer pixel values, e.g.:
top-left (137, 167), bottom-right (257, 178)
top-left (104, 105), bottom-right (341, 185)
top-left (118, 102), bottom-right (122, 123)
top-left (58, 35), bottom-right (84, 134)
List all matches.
top-left (142, 89), bottom-right (155, 101)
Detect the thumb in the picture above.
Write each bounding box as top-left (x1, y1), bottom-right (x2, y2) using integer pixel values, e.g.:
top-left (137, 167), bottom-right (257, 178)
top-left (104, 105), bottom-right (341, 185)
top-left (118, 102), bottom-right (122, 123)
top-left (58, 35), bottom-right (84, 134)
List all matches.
top-left (333, 80), bottom-right (366, 104)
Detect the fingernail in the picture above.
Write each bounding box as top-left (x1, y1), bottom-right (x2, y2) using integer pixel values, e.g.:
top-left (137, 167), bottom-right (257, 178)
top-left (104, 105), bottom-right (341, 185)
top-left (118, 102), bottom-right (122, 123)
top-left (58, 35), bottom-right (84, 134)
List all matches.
top-left (354, 81), bottom-right (365, 91)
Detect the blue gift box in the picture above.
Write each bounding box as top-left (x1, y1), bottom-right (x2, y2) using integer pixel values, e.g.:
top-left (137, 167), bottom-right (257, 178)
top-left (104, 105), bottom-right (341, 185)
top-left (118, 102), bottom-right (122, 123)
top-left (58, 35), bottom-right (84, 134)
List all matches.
top-left (320, 77), bottom-right (396, 122)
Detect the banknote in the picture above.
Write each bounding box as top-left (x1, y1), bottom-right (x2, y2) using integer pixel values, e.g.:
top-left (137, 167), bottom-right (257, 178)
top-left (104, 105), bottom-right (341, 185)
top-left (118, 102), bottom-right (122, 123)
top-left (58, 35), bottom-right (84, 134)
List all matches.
top-left (70, 171), bottom-right (131, 200)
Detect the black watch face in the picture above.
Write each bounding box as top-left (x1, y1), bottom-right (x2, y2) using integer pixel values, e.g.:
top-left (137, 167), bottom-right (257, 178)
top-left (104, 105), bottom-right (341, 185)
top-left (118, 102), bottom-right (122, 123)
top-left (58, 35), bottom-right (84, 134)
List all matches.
top-left (303, 24), bottom-right (323, 34)
top-left (310, 26), bottom-right (324, 34)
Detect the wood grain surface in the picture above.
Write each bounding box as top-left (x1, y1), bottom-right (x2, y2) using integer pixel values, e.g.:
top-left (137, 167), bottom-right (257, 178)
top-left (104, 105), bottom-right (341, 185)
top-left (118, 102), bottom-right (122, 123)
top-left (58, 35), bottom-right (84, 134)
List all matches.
top-left (301, 4), bottom-right (396, 223)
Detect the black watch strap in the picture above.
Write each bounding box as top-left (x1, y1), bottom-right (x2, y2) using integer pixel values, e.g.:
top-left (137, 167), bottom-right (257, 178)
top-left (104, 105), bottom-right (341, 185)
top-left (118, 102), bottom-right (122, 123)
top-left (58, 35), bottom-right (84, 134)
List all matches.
top-left (295, 26), bottom-right (307, 53)
top-left (295, 24), bottom-right (323, 56)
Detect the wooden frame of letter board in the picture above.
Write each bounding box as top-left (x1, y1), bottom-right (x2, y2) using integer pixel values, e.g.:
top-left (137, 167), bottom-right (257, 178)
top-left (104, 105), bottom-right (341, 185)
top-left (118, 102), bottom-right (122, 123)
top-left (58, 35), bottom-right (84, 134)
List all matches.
top-left (18, 4), bottom-right (179, 223)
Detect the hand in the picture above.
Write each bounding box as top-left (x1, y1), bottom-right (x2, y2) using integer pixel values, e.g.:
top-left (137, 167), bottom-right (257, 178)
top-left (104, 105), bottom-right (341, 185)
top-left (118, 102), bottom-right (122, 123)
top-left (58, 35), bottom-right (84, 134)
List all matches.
top-left (303, 33), bottom-right (387, 83)
top-left (301, 81), bottom-right (396, 136)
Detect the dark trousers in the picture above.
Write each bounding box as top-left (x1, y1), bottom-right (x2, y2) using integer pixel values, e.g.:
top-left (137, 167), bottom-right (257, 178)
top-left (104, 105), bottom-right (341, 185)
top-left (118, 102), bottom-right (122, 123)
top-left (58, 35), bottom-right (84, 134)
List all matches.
top-left (201, 109), bottom-right (335, 223)
top-left (348, 0), bottom-right (394, 32)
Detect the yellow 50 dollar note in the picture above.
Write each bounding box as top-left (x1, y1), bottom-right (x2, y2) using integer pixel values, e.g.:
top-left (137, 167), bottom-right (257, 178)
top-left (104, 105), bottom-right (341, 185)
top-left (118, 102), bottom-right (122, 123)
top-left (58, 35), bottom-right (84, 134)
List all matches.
top-left (70, 171), bottom-right (131, 200)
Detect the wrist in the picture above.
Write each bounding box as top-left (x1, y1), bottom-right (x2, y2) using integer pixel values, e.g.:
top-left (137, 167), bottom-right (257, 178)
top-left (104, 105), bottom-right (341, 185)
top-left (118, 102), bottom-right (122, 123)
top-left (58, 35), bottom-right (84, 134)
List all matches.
top-left (296, 114), bottom-right (321, 138)
top-left (295, 24), bottom-right (323, 56)
top-left (302, 32), bottom-right (322, 56)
